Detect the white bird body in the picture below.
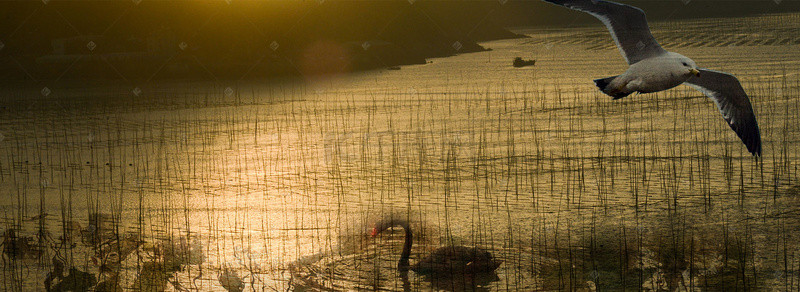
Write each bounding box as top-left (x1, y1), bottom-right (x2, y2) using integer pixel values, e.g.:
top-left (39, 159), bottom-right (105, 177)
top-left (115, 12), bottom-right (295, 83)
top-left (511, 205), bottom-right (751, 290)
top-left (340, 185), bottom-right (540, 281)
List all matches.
top-left (542, 0), bottom-right (762, 155)
top-left (607, 52), bottom-right (698, 95)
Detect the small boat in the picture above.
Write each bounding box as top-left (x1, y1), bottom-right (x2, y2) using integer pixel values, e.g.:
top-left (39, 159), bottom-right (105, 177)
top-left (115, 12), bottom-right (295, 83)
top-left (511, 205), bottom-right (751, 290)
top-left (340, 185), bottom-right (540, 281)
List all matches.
top-left (513, 57), bottom-right (536, 68)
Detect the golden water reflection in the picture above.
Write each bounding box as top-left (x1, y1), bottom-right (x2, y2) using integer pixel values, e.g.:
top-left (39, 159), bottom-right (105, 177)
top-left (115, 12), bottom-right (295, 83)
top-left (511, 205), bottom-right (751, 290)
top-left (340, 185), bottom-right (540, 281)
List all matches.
top-left (2, 13), bottom-right (800, 291)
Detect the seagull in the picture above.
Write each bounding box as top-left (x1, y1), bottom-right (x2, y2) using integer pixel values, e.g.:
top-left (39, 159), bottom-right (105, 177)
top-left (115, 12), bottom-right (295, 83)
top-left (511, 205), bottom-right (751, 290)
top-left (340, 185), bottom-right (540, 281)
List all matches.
top-left (541, 0), bottom-right (762, 156)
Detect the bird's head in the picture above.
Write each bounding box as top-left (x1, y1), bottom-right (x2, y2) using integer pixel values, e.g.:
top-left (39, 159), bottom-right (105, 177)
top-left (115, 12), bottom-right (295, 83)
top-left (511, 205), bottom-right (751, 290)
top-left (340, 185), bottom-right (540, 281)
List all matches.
top-left (369, 224), bottom-right (382, 237)
top-left (370, 220), bottom-right (393, 238)
top-left (677, 55), bottom-right (700, 77)
top-left (369, 215), bottom-right (410, 238)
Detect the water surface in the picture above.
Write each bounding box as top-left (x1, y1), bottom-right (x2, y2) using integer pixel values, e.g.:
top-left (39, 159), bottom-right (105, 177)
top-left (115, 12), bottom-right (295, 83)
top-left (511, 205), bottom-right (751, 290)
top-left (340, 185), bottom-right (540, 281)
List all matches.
top-left (1, 13), bottom-right (800, 291)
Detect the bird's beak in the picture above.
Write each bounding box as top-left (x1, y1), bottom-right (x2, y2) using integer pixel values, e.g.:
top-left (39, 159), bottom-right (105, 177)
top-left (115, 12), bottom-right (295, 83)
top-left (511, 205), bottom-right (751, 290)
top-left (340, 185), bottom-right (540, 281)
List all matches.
top-left (690, 68), bottom-right (700, 77)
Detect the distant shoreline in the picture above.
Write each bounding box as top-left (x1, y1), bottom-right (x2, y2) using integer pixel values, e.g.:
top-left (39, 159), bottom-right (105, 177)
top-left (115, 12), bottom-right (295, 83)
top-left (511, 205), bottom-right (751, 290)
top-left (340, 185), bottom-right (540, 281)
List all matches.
top-left (0, 0), bottom-right (526, 83)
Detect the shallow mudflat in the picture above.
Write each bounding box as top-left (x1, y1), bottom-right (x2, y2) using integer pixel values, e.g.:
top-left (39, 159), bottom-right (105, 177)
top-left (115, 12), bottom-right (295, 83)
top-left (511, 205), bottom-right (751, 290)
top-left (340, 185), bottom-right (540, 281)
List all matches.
top-left (1, 13), bottom-right (799, 291)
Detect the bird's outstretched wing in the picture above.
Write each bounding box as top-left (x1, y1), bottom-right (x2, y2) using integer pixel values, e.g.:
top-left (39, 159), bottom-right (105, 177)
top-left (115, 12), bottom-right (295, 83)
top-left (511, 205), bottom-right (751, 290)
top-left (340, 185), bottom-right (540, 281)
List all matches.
top-left (686, 69), bottom-right (762, 156)
top-left (541, 0), bottom-right (666, 65)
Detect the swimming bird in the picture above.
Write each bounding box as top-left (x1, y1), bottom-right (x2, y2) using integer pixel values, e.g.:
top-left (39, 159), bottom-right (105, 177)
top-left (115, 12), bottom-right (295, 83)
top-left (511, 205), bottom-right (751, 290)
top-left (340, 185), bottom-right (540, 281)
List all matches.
top-left (541, 0), bottom-right (762, 156)
top-left (370, 217), bottom-right (501, 276)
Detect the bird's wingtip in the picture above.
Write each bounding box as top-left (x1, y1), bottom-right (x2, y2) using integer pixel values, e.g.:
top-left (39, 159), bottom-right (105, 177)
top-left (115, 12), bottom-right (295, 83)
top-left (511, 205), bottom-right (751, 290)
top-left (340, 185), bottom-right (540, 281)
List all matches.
top-left (747, 141), bottom-right (762, 157)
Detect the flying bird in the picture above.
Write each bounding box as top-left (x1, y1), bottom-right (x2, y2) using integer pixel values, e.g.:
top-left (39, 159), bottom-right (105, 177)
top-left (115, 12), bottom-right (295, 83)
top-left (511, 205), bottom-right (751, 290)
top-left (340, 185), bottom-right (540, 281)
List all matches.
top-left (541, 0), bottom-right (762, 156)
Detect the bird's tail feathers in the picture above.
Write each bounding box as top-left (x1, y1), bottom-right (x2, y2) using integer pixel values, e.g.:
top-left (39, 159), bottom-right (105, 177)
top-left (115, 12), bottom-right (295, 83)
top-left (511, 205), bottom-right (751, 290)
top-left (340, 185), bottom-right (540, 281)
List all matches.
top-left (593, 75), bottom-right (630, 99)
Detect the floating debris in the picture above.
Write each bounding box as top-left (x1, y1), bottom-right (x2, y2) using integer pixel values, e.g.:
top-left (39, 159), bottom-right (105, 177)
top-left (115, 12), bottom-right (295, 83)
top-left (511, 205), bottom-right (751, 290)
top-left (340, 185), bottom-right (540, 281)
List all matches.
top-left (26, 213), bottom-right (50, 221)
top-left (2, 229), bottom-right (42, 259)
top-left (134, 262), bottom-right (171, 292)
top-left (50, 267), bottom-right (97, 292)
top-left (94, 274), bottom-right (122, 292)
top-left (58, 221), bottom-right (83, 244)
top-left (219, 264), bottom-right (245, 292)
top-left (81, 213), bottom-right (118, 246)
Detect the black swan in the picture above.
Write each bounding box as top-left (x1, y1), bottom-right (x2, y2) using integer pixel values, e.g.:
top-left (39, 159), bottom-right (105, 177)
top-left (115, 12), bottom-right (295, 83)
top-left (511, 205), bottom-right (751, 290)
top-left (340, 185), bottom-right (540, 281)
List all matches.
top-left (370, 218), bottom-right (501, 275)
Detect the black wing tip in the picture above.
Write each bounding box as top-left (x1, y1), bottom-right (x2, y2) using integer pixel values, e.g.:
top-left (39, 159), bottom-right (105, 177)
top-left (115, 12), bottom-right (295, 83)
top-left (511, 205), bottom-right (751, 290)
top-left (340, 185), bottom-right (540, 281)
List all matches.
top-left (748, 143), bottom-right (762, 157)
top-left (541, 0), bottom-right (607, 7)
top-left (746, 122), bottom-right (762, 158)
top-left (540, 0), bottom-right (563, 5)
top-left (737, 132), bottom-right (761, 157)
top-left (741, 131), bottom-right (762, 157)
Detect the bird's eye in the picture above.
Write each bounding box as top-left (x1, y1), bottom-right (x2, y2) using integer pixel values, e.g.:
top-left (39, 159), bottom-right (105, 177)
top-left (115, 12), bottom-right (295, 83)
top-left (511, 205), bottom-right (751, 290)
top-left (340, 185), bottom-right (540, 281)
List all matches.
top-left (682, 62), bottom-right (688, 66)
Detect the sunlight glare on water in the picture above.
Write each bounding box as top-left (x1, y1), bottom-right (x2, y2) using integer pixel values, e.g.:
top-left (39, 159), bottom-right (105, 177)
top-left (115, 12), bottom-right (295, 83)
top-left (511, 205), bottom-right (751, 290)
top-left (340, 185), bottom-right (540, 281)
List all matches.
top-left (1, 13), bottom-right (800, 291)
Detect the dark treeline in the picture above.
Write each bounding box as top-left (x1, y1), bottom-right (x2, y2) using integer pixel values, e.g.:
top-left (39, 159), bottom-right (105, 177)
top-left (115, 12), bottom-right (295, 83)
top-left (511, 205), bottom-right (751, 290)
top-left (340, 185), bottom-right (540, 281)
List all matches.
top-left (503, 0), bottom-right (800, 27)
top-left (0, 0), bottom-right (521, 82)
top-left (0, 0), bottom-right (796, 82)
